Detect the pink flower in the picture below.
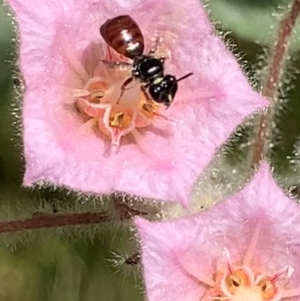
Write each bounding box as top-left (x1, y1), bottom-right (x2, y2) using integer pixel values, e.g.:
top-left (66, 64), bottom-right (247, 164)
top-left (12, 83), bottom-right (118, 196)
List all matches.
top-left (8, 0), bottom-right (267, 204)
top-left (135, 163), bottom-right (300, 301)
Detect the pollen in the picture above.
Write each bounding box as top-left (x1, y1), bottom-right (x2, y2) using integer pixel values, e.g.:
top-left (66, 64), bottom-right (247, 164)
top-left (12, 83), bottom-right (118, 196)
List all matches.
top-left (73, 45), bottom-right (173, 148)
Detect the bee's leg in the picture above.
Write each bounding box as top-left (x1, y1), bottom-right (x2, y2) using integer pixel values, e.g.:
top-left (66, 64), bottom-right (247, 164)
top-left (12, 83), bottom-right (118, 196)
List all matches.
top-left (117, 77), bottom-right (133, 103)
top-left (140, 85), bottom-right (151, 103)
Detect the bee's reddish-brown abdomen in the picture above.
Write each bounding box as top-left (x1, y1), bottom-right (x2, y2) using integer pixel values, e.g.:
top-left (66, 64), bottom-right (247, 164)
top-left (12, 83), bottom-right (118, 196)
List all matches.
top-left (100, 15), bottom-right (145, 59)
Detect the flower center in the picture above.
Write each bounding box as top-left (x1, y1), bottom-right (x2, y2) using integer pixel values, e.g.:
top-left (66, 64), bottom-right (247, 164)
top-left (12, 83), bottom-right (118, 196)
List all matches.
top-left (178, 220), bottom-right (300, 301)
top-left (73, 45), bottom-right (174, 148)
top-left (225, 269), bottom-right (252, 293)
top-left (218, 266), bottom-right (281, 301)
top-left (201, 256), bottom-right (294, 301)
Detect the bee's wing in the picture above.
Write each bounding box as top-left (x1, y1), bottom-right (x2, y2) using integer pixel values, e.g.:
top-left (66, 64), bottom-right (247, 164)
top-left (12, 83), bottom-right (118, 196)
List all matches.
top-left (145, 15), bottom-right (181, 62)
top-left (101, 60), bottom-right (132, 69)
top-left (100, 60), bottom-right (133, 80)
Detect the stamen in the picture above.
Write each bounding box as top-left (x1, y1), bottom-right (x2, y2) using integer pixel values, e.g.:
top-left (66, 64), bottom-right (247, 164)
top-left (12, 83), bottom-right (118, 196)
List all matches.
top-left (91, 90), bottom-right (105, 100)
top-left (255, 266), bottom-right (294, 294)
top-left (270, 265), bottom-right (294, 281)
top-left (256, 277), bottom-right (278, 301)
top-left (80, 98), bottom-right (107, 109)
top-left (100, 106), bottom-right (137, 147)
top-left (73, 89), bottom-right (91, 98)
top-left (221, 266), bottom-right (255, 297)
top-left (76, 97), bottom-right (108, 117)
top-left (253, 266), bottom-right (294, 301)
top-left (223, 248), bottom-right (234, 274)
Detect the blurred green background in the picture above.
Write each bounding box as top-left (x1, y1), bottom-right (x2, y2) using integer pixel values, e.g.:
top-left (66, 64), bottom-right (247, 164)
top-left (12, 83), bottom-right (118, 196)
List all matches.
top-left (0, 0), bottom-right (300, 300)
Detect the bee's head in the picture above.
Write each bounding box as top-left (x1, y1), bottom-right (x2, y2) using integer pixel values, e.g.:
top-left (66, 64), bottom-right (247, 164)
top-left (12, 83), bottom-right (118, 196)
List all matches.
top-left (148, 73), bottom-right (193, 107)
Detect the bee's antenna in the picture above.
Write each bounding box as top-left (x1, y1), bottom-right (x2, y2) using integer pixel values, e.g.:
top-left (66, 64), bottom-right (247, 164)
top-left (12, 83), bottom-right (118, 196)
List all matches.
top-left (177, 72), bottom-right (193, 82)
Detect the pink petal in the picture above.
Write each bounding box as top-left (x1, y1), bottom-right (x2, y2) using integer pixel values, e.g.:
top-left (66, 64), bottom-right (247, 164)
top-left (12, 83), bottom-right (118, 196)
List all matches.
top-left (8, 0), bottom-right (267, 204)
top-left (135, 163), bottom-right (300, 301)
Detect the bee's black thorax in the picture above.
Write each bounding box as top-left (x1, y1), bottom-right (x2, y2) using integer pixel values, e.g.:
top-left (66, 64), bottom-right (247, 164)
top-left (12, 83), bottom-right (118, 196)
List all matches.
top-left (132, 55), bottom-right (164, 83)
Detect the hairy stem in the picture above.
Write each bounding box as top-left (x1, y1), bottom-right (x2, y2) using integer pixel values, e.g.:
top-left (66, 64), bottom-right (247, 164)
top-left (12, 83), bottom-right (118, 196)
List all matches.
top-left (0, 212), bottom-right (110, 234)
top-left (0, 193), bottom-right (152, 234)
top-left (250, 0), bottom-right (300, 166)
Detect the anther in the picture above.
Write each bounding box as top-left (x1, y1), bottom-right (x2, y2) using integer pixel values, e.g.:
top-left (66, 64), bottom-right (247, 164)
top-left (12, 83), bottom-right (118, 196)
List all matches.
top-left (109, 112), bottom-right (125, 127)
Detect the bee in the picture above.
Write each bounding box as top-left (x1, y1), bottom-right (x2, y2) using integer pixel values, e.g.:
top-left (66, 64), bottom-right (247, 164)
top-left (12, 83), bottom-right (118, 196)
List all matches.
top-left (100, 15), bottom-right (193, 107)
